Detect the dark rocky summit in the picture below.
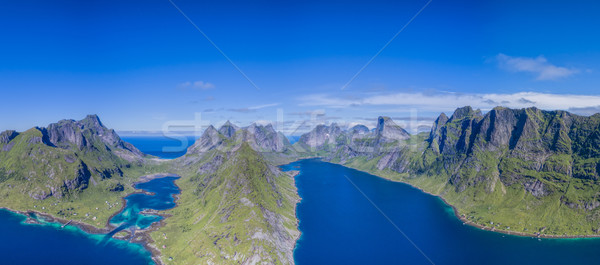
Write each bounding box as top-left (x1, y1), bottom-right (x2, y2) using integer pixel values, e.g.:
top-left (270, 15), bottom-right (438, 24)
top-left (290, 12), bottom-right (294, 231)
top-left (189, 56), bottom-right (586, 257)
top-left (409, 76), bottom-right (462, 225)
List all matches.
top-left (185, 122), bottom-right (293, 156)
top-left (0, 115), bottom-right (145, 200)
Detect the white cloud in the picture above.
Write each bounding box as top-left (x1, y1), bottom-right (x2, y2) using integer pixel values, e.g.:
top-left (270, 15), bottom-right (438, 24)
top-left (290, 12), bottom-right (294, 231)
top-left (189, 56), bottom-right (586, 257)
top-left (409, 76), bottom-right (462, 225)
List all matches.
top-left (247, 103), bottom-right (280, 110)
top-left (178, 80), bottom-right (215, 90)
top-left (228, 103), bottom-right (280, 113)
top-left (496, 54), bottom-right (579, 80)
top-left (299, 91), bottom-right (600, 115)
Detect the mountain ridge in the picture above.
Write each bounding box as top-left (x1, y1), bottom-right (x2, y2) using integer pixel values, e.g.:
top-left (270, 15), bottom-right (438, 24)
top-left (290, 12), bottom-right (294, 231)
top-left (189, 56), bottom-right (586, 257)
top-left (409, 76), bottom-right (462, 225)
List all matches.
top-left (296, 106), bottom-right (600, 236)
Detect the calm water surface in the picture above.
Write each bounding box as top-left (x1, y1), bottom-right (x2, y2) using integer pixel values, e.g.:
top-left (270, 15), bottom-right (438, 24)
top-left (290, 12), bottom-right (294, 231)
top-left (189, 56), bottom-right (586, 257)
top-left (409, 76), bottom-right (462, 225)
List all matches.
top-left (282, 159), bottom-right (600, 265)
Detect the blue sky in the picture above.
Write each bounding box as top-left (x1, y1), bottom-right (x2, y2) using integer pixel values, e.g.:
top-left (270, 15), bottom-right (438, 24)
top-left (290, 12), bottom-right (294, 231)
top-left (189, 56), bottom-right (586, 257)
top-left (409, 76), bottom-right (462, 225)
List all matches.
top-left (1, 0), bottom-right (600, 134)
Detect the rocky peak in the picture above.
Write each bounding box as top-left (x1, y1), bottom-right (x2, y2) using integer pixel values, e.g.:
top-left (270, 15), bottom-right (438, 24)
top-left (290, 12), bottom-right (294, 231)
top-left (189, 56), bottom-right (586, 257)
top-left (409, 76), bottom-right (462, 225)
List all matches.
top-left (187, 122), bottom-right (292, 154)
top-left (430, 113), bottom-right (449, 136)
top-left (39, 115), bottom-right (143, 159)
top-left (0, 130), bottom-right (19, 144)
top-left (188, 125), bottom-right (223, 153)
top-left (80, 114), bottom-right (104, 129)
top-left (375, 116), bottom-right (410, 141)
top-left (219, 120), bottom-right (239, 138)
top-left (46, 119), bottom-right (87, 149)
top-left (428, 113), bottom-right (449, 152)
top-left (298, 123), bottom-right (343, 148)
top-left (450, 106), bottom-right (482, 121)
top-left (350, 125), bottom-right (369, 134)
top-left (45, 115), bottom-right (116, 150)
top-left (243, 123), bottom-right (289, 152)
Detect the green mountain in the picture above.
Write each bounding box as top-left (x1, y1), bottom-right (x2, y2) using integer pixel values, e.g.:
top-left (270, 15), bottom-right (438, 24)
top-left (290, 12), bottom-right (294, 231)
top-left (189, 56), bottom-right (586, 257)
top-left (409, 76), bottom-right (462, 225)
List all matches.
top-left (0, 115), bottom-right (155, 227)
top-left (157, 125), bottom-right (299, 264)
top-left (295, 106), bottom-right (600, 236)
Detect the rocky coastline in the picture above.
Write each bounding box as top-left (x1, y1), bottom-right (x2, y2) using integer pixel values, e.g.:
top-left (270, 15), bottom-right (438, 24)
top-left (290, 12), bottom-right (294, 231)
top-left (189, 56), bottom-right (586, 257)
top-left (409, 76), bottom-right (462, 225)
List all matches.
top-left (0, 172), bottom-right (183, 265)
top-left (337, 161), bottom-right (600, 239)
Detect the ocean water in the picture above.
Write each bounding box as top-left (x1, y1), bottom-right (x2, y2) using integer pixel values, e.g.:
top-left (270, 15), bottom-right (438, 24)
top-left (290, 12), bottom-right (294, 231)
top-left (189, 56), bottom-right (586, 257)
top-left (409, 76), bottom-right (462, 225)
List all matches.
top-left (287, 135), bottom-right (301, 144)
top-left (121, 136), bottom-right (196, 159)
top-left (282, 159), bottom-right (600, 265)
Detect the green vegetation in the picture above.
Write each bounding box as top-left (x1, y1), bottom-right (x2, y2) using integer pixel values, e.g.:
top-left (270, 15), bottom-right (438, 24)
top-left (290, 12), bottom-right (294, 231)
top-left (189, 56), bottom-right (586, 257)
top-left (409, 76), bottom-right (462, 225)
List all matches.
top-left (315, 107), bottom-right (600, 237)
top-left (0, 115), bottom-right (300, 264)
top-left (0, 120), bottom-right (158, 228)
top-left (153, 143), bottom-right (299, 264)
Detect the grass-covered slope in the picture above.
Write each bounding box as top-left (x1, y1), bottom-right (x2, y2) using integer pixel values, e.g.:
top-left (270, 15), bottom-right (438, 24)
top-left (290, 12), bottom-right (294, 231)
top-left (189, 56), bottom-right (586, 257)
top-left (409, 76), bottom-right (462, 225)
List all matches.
top-left (154, 143), bottom-right (299, 264)
top-left (0, 115), bottom-right (160, 228)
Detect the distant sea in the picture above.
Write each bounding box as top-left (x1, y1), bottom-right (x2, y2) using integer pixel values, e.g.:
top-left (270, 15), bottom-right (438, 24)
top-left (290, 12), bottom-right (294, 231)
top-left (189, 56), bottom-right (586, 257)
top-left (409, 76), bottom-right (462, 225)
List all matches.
top-left (121, 135), bottom-right (196, 159)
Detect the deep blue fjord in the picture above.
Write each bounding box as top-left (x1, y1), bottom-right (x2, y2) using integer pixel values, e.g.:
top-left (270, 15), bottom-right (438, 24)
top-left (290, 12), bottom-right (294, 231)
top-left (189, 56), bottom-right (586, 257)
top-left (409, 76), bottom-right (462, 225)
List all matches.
top-left (282, 159), bottom-right (600, 265)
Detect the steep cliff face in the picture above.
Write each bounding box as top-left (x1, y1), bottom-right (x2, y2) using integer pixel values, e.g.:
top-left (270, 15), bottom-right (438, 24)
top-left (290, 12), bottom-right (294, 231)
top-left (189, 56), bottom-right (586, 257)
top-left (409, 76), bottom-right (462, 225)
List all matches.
top-left (46, 115), bottom-right (143, 158)
top-left (0, 115), bottom-right (144, 200)
top-left (297, 123), bottom-right (343, 151)
top-left (242, 123), bottom-right (291, 152)
top-left (185, 125), bottom-right (223, 155)
top-left (295, 106), bottom-right (600, 235)
top-left (374, 116), bottom-right (410, 142)
top-left (422, 106), bottom-right (600, 208)
top-left (185, 122), bottom-right (293, 157)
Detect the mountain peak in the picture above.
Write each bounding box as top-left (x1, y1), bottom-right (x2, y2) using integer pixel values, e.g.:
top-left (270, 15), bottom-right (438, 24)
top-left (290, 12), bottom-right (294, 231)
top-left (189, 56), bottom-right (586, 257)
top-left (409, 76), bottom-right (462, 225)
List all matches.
top-left (451, 106), bottom-right (480, 120)
top-left (80, 114), bottom-right (104, 128)
top-left (350, 125), bottom-right (369, 134)
top-left (205, 124), bottom-right (217, 133)
top-left (375, 116), bottom-right (410, 141)
top-left (219, 121), bottom-right (240, 138)
top-left (0, 130), bottom-right (19, 144)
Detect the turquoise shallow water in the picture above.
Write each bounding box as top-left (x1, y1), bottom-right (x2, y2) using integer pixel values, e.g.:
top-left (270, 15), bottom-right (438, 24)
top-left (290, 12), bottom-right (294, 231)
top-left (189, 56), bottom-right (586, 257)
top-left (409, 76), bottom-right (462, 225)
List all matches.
top-left (109, 177), bottom-right (180, 234)
top-left (0, 209), bottom-right (154, 265)
top-left (0, 176), bottom-right (181, 265)
top-left (283, 159), bottom-right (600, 265)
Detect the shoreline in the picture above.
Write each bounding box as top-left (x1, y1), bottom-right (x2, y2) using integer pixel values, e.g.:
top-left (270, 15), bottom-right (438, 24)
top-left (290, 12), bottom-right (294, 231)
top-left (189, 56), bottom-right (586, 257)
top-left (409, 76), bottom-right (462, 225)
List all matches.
top-left (287, 157), bottom-right (600, 240)
top-left (283, 169), bottom-right (303, 258)
top-left (338, 161), bottom-right (600, 239)
top-left (1, 172), bottom-right (183, 265)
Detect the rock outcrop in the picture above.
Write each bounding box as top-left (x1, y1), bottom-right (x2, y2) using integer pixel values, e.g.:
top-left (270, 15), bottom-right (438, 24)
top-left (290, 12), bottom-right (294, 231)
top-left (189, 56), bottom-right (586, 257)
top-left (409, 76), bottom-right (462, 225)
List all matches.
top-left (185, 122), bottom-right (293, 156)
